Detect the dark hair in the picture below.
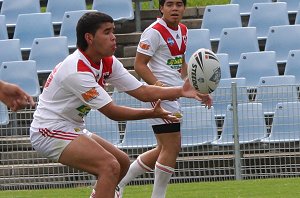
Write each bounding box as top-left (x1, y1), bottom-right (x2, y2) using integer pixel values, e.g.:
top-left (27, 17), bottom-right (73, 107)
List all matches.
top-left (159, 0), bottom-right (187, 7)
top-left (76, 12), bottom-right (114, 51)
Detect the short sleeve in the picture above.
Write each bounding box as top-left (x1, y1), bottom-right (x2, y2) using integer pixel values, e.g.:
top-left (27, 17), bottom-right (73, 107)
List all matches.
top-left (137, 28), bottom-right (160, 57)
top-left (62, 72), bottom-right (112, 110)
top-left (106, 57), bottom-right (142, 92)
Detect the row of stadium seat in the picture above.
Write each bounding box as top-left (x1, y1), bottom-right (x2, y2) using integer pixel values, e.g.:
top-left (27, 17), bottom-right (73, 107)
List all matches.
top-left (82, 102), bottom-right (300, 148)
top-left (0, 0), bottom-right (134, 27)
top-left (201, 2), bottom-right (300, 42)
top-left (231, 0), bottom-right (300, 15)
top-left (186, 25), bottom-right (300, 67)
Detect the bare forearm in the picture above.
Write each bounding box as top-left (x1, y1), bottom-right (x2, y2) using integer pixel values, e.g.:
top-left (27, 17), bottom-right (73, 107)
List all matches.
top-left (128, 85), bottom-right (182, 102)
top-left (99, 102), bottom-right (156, 121)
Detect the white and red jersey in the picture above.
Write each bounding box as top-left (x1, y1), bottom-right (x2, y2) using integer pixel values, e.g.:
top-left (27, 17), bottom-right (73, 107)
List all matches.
top-left (137, 18), bottom-right (188, 87)
top-left (31, 49), bottom-right (142, 129)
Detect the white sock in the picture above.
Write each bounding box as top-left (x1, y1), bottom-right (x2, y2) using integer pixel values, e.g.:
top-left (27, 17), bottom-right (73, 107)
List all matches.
top-left (151, 162), bottom-right (174, 198)
top-left (118, 156), bottom-right (153, 188)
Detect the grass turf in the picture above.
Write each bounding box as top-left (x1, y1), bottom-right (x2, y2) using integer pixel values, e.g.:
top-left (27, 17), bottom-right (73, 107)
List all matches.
top-left (1, 177), bottom-right (300, 198)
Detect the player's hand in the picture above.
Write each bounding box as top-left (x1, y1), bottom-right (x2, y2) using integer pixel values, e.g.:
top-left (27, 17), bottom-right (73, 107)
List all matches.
top-left (181, 78), bottom-right (213, 108)
top-left (152, 99), bottom-right (180, 122)
top-left (0, 82), bottom-right (35, 111)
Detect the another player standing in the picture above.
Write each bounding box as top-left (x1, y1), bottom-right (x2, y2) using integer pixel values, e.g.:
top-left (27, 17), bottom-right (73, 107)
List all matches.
top-left (117, 1), bottom-right (212, 198)
top-left (29, 12), bottom-right (208, 198)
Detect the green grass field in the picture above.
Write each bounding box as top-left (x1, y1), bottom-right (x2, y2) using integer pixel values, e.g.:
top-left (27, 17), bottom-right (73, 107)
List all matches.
top-left (2, 177), bottom-right (300, 198)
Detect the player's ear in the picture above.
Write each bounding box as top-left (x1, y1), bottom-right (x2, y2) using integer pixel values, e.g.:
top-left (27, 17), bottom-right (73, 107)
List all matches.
top-left (84, 33), bottom-right (93, 45)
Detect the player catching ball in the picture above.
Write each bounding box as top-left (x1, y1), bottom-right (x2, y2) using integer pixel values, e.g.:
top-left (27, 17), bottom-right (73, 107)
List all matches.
top-left (29, 11), bottom-right (210, 198)
top-left (116, 1), bottom-right (212, 198)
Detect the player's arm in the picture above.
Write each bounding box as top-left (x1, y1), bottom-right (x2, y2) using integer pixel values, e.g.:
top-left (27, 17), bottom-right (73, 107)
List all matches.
top-left (99, 99), bottom-right (179, 122)
top-left (134, 52), bottom-right (160, 85)
top-left (126, 80), bottom-right (212, 108)
top-left (0, 80), bottom-right (35, 111)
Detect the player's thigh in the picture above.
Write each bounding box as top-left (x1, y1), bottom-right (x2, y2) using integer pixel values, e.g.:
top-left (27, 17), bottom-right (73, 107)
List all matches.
top-left (91, 134), bottom-right (129, 164)
top-left (58, 134), bottom-right (118, 176)
top-left (156, 132), bottom-right (181, 148)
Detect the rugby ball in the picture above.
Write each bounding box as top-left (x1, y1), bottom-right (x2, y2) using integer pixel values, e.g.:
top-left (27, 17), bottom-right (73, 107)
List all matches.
top-left (187, 48), bottom-right (221, 94)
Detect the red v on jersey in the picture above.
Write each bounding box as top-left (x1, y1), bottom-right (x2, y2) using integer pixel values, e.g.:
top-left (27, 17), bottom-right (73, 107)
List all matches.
top-left (152, 23), bottom-right (187, 56)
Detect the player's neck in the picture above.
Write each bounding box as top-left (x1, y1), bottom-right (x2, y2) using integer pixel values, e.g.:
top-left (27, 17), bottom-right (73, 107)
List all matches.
top-left (161, 17), bottom-right (179, 30)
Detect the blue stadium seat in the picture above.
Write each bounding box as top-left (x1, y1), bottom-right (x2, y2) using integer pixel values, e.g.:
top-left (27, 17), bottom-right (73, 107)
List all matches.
top-left (185, 28), bottom-right (211, 62)
top-left (117, 119), bottom-right (156, 149)
top-left (60, 10), bottom-right (95, 49)
top-left (0, 39), bottom-right (22, 64)
top-left (217, 27), bottom-right (259, 65)
top-left (0, 15), bottom-right (8, 40)
top-left (0, 0), bottom-right (40, 27)
top-left (264, 25), bottom-right (300, 64)
top-left (236, 51), bottom-right (279, 88)
top-left (278, 0), bottom-right (300, 14)
top-left (261, 102), bottom-right (300, 143)
top-left (295, 3), bottom-right (300, 24)
top-left (211, 77), bottom-right (249, 117)
top-left (46, 0), bottom-right (86, 25)
top-left (0, 102), bottom-right (9, 125)
top-left (230, 0), bottom-right (273, 16)
top-left (284, 50), bottom-right (300, 84)
top-left (216, 53), bottom-right (231, 79)
top-left (92, 0), bottom-right (134, 22)
top-left (248, 2), bottom-right (289, 40)
top-left (13, 13), bottom-right (54, 51)
top-left (201, 4), bottom-right (242, 41)
top-left (181, 106), bottom-right (218, 147)
top-left (212, 103), bottom-right (268, 145)
top-left (255, 75), bottom-right (298, 114)
top-left (29, 36), bottom-right (69, 74)
top-left (85, 109), bottom-right (120, 145)
top-left (0, 60), bottom-right (40, 97)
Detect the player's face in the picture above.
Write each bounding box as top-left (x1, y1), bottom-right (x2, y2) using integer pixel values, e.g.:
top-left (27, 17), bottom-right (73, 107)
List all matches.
top-left (89, 22), bottom-right (117, 58)
top-left (160, 0), bottom-right (185, 27)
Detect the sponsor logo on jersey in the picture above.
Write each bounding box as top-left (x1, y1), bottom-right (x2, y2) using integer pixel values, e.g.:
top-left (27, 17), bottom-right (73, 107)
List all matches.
top-left (82, 87), bottom-right (99, 102)
top-left (167, 37), bottom-right (175, 46)
top-left (77, 105), bottom-right (91, 118)
top-left (139, 42), bottom-right (150, 50)
top-left (167, 56), bottom-right (183, 70)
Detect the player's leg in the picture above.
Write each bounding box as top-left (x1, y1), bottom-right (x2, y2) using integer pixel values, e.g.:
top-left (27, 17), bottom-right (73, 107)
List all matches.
top-left (117, 145), bottom-right (161, 196)
top-left (151, 131), bottom-right (181, 198)
top-left (59, 134), bottom-right (130, 198)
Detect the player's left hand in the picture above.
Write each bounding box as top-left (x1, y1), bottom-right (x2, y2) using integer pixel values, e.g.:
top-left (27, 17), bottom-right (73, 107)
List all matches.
top-left (152, 99), bottom-right (180, 122)
top-left (181, 78), bottom-right (213, 108)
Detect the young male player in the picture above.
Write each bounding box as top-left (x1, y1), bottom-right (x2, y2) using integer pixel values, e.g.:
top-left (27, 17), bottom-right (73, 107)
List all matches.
top-left (29, 12), bottom-right (211, 198)
top-left (117, 0), bottom-right (212, 198)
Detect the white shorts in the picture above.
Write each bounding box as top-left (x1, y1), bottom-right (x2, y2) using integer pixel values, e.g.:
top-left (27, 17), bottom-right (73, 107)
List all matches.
top-left (143, 99), bottom-right (182, 126)
top-left (30, 124), bottom-right (93, 162)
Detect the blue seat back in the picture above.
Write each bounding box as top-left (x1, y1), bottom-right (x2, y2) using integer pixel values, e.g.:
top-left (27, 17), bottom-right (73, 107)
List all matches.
top-left (13, 13), bottom-right (54, 50)
top-left (0, 0), bottom-right (40, 27)
top-left (217, 27), bottom-right (259, 65)
top-left (236, 51), bottom-right (278, 88)
top-left (29, 36), bottom-right (69, 74)
top-left (201, 4), bottom-right (242, 41)
top-left (265, 25), bottom-right (300, 63)
top-left (46, 0), bottom-right (86, 24)
top-left (284, 49), bottom-right (300, 84)
top-left (85, 110), bottom-right (120, 145)
top-left (0, 60), bottom-right (40, 97)
top-left (248, 2), bottom-right (289, 39)
top-left (181, 106), bottom-right (218, 147)
top-left (92, 0), bottom-right (134, 21)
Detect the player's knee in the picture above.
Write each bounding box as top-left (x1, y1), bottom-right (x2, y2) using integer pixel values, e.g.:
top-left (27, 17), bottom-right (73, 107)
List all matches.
top-left (102, 158), bottom-right (121, 179)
